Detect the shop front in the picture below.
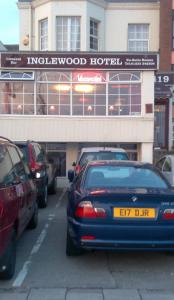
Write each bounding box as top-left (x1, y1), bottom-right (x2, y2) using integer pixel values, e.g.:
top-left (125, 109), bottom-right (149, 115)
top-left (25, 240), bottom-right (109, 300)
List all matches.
top-left (0, 52), bottom-right (157, 187)
top-left (155, 72), bottom-right (174, 150)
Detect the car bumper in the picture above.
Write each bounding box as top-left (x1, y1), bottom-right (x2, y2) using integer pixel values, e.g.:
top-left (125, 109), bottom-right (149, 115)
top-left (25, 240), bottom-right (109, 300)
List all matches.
top-left (68, 218), bottom-right (174, 251)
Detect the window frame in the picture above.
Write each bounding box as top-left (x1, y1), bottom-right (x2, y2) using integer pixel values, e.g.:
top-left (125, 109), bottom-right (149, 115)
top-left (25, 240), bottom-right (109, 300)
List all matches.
top-left (39, 18), bottom-right (48, 51)
top-left (128, 24), bottom-right (149, 52)
top-left (90, 18), bottom-right (99, 51)
top-left (56, 16), bottom-right (81, 51)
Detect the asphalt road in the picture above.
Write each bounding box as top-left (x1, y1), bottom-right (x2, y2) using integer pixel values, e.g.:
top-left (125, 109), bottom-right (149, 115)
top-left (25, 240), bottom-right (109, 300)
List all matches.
top-left (1, 189), bottom-right (174, 299)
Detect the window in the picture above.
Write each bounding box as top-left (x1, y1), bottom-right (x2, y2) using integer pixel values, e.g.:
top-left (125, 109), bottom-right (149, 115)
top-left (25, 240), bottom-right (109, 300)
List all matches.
top-left (128, 24), bottom-right (149, 52)
top-left (39, 19), bottom-right (48, 51)
top-left (108, 71), bottom-right (141, 116)
top-left (90, 19), bottom-right (99, 51)
top-left (163, 158), bottom-right (172, 172)
top-left (8, 146), bottom-right (27, 180)
top-left (156, 158), bottom-right (165, 171)
top-left (0, 145), bottom-right (15, 187)
top-left (56, 17), bottom-right (80, 51)
top-left (0, 72), bottom-right (34, 80)
top-left (0, 82), bottom-right (34, 115)
top-left (85, 166), bottom-right (168, 189)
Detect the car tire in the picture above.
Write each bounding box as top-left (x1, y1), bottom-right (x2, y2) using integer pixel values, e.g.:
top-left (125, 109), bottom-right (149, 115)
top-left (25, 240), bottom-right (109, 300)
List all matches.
top-left (38, 185), bottom-right (48, 208)
top-left (0, 230), bottom-right (16, 280)
top-left (48, 179), bottom-right (56, 195)
top-left (66, 229), bottom-right (83, 256)
top-left (27, 202), bottom-right (38, 229)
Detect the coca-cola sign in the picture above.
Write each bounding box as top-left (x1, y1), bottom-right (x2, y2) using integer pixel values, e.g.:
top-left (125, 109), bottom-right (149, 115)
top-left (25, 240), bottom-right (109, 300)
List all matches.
top-left (0, 52), bottom-right (158, 70)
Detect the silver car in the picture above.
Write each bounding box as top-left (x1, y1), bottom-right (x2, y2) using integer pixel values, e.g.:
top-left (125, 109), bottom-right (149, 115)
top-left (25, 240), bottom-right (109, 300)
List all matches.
top-left (155, 154), bottom-right (174, 186)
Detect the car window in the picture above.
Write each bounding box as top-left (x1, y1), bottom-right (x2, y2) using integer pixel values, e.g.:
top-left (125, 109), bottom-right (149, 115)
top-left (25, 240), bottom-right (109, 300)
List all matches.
top-left (156, 157), bottom-right (165, 171)
top-left (0, 144), bottom-right (15, 187)
top-left (8, 146), bottom-right (27, 181)
top-left (33, 144), bottom-right (45, 163)
top-left (85, 165), bottom-right (168, 189)
top-left (79, 151), bottom-right (128, 167)
top-left (163, 158), bottom-right (172, 172)
top-left (17, 144), bottom-right (28, 163)
top-left (16, 148), bottom-right (31, 176)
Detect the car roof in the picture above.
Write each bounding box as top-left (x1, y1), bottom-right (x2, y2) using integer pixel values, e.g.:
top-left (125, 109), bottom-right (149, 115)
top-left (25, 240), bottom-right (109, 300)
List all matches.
top-left (0, 136), bottom-right (16, 147)
top-left (87, 160), bottom-right (152, 168)
top-left (80, 147), bottom-right (127, 153)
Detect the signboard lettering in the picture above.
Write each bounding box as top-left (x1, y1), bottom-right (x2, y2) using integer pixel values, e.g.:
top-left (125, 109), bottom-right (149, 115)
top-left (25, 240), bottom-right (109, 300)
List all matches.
top-left (0, 53), bottom-right (158, 70)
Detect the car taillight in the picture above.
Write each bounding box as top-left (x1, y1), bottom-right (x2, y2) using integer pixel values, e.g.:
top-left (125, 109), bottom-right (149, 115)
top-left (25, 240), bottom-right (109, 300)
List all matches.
top-left (81, 235), bottom-right (96, 240)
top-left (163, 209), bottom-right (174, 220)
top-left (75, 165), bottom-right (81, 174)
top-left (75, 201), bottom-right (106, 218)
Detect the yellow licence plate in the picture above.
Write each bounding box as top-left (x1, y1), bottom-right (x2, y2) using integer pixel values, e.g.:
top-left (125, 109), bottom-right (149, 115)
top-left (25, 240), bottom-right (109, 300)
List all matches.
top-left (114, 207), bottom-right (156, 219)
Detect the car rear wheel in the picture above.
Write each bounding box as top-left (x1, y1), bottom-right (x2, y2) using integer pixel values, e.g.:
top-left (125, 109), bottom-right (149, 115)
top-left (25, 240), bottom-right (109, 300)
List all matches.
top-left (27, 202), bottom-right (38, 229)
top-left (66, 229), bottom-right (83, 256)
top-left (48, 179), bottom-right (56, 195)
top-left (38, 185), bottom-right (48, 208)
top-left (0, 230), bottom-right (16, 280)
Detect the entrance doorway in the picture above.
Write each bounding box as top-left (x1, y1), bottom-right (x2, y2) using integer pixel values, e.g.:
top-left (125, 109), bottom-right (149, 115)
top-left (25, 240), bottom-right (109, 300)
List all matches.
top-left (154, 99), bottom-right (169, 149)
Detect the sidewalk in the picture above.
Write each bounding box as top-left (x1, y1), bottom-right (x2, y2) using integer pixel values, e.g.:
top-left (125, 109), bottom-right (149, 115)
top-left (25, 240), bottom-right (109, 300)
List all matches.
top-left (1, 288), bottom-right (174, 300)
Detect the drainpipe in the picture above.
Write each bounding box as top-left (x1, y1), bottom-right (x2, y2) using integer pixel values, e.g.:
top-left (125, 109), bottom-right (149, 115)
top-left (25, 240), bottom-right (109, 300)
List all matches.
top-left (29, 3), bottom-right (32, 50)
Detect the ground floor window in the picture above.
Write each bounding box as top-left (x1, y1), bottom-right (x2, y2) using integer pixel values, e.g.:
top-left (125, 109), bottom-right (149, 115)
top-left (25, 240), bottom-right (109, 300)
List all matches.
top-left (0, 70), bottom-right (141, 116)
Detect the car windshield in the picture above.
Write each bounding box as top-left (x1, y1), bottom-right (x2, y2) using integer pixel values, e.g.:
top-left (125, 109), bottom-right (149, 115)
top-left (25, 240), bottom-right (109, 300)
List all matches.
top-left (79, 151), bottom-right (128, 167)
top-left (85, 165), bottom-right (168, 189)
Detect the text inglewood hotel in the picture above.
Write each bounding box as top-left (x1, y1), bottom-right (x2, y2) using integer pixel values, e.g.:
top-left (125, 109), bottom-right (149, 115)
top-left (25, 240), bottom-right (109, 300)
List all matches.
top-left (0, 0), bottom-right (159, 187)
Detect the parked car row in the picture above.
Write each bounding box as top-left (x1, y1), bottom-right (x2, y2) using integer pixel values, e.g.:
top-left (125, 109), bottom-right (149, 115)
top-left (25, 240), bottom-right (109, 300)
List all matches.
top-left (0, 137), bottom-right (57, 280)
top-left (67, 147), bottom-right (174, 256)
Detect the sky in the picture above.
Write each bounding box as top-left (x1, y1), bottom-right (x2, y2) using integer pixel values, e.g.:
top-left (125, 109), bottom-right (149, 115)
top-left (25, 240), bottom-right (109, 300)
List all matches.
top-left (0, 0), bottom-right (19, 44)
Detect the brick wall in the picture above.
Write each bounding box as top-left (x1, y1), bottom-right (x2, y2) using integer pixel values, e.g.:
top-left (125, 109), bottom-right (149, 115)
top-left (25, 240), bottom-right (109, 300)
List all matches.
top-left (159, 0), bottom-right (172, 71)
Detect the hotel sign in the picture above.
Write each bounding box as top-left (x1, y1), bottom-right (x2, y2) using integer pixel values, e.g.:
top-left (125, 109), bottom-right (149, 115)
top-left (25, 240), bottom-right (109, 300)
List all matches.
top-left (0, 53), bottom-right (158, 70)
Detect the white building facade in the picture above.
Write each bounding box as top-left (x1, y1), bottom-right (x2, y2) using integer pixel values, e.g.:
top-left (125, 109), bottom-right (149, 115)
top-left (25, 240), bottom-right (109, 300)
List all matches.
top-left (0, 0), bottom-right (159, 187)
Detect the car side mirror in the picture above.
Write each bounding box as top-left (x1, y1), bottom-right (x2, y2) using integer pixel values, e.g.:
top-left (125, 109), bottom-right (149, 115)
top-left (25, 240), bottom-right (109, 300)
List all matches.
top-left (72, 162), bottom-right (76, 167)
top-left (68, 170), bottom-right (75, 182)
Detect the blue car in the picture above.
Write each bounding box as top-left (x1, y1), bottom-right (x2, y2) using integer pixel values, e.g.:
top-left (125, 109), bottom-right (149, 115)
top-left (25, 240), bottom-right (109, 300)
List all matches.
top-left (66, 160), bottom-right (174, 256)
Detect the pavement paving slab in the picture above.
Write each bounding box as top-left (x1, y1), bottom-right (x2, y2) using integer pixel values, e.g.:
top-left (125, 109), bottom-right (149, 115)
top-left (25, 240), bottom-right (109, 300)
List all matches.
top-left (0, 292), bottom-right (28, 300)
top-left (140, 290), bottom-right (174, 300)
top-left (66, 289), bottom-right (103, 300)
top-left (103, 288), bottom-right (141, 300)
top-left (28, 288), bottom-right (66, 300)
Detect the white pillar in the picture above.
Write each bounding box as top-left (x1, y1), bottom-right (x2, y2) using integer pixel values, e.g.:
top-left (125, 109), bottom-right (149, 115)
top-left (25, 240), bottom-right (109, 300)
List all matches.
top-left (141, 143), bottom-right (153, 163)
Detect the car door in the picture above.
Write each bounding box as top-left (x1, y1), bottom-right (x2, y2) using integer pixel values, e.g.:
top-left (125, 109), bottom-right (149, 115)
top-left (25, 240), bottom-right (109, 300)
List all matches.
top-left (0, 144), bottom-right (18, 247)
top-left (162, 157), bottom-right (173, 185)
top-left (7, 145), bottom-right (30, 234)
top-left (155, 157), bottom-right (166, 172)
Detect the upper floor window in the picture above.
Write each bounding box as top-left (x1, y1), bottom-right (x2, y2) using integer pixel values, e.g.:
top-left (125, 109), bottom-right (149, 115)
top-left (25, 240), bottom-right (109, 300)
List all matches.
top-left (90, 19), bottom-right (99, 51)
top-left (128, 24), bottom-right (149, 52)
top-left (56, 16), bottom-right (80, 51)
top-left (39, 19), bottom-right (48, 51)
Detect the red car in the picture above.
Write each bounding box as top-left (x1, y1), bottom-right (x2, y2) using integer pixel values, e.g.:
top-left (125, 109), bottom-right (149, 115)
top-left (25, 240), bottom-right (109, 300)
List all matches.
top-left (0, 137), bottom-right (38, 280)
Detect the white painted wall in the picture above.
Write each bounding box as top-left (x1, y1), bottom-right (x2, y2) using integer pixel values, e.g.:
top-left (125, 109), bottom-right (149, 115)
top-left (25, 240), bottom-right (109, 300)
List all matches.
top-left (86, 1), bottom-right (105, 51)
top-left (18, 0), bottom-right (159, 52)
top-left (105, 4), bottom-right (159, 51)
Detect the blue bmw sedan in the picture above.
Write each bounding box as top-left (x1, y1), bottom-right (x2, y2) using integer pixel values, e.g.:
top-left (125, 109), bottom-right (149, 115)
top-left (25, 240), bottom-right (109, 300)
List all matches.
top-left (66, 161), bottom-right (174, 256)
